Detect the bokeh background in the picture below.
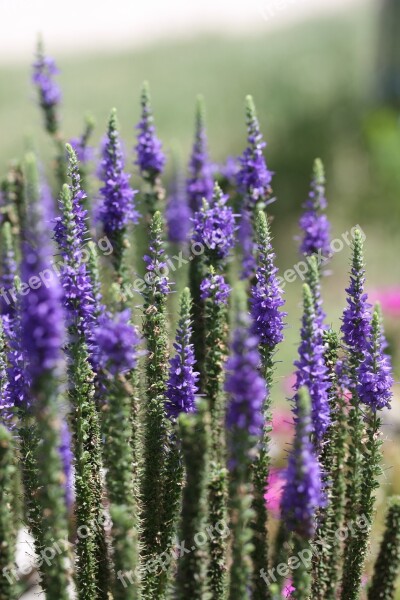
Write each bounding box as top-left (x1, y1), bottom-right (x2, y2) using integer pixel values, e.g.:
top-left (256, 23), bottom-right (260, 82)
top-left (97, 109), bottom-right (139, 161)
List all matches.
top-left (1, 0), bottom-right (400, 597)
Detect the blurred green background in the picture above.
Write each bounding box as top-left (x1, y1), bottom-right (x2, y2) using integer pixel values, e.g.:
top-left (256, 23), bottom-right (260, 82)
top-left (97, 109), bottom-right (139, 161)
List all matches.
top-left (1, 2), bottom-right (400, 594)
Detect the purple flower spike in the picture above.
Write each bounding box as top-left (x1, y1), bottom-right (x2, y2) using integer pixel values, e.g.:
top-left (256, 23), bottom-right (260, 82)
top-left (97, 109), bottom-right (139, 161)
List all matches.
top-left (99, 108), bottom-right (139, 236)
top-left (22, 157), bottom-right (64, 387)
top-left (200, 270), bottom-right (231, 306)
top-left (135, 82), bottom-right (166, 181)
top-left (238, 208), bottom-right (256, 279)
top-left (250, 211), bottom-right (286, 349)
top-left (281, 387), bottom-right (325, 539)
top-left (225, 316), bottom-right (265, 440)
top-left (165, 160), bottom-right (191, 244)
top-left (299, 159), bottom-right (331, 259)
top-left (54, 177), bottom-right (95, 338)
top-left (143, 211), bottom-right (171, 297)
top-left (32, 43), bottom-right (61, 134)
top-left (294, 284), bottom-right (330, 447)
top-left (237, 96), bottom-right (273, 208)
top-left (166, 288), bottom-right (198, 419)
top-left (95, 309), bottom-right (140, 376)
top-left (192, 182), bottom-right (236, 263)
top-left (357, 305), bottom-right (393, 411)
top-left (187, 96), bottom-right (213, 213)
top-left (0, 223), bottom-right (18, 328)
top-left (217, 156), bottom-right (239, 186)
top-left (341, 230), bottom-right (371, 356)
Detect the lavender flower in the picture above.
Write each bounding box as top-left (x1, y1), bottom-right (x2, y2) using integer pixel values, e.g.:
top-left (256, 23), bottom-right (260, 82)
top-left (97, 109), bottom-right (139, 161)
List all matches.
top-left (357, 305), bottom-right (393, 411)
top-left (0, 222), bottom-right (17, 328)
top-left (225, 316), bottom-right (265, 440)
top-left (54, 149), bottom-right (95, 337)
top-left (95, 309), bottom-right (140, 376)
top-left (238, 208), bottom-right (256, 279)
top-left (281, 386), bottom-right (325, 538)
top-left (294, 284), bottom-right (330, 446)
top-left (341, 230), bottom-right (371, 356)
top-left (192, 183), bottom-right (236, 263)
top-left (237, 96), bottom-right (273, 208)
top-left (166, 288), bottom-right (198, 419)
top-left (299, 159), bottom-right (331, 258)
top-left (187, 96), bottom-right (213, 213)
top-left (166, 161), bottom-right (191, 244)
top-left (99, 108), bottom-right (139, 236)
top-left (217, 156), bottom-right (239, 187)
top-left (143, 216), bottom-right (171, 297)
top-left (55, 144), bottom-right (88, 242)
top-left (54, 190), bottom-right (94, 336)
top-left (135, 82), bottom-right (166, 180)
top-left (59, 420), bottom-right (74, 509)
top-left (200, 271), bottom-right (231, 305)
top-left (4, 306), bottom-right (27, 412)
top-left (20, 158), bottom-right (63, 387)
top-left (32, 42), bottom-right (61, 134)
top-left (250, 211), bottom-right (286, 349)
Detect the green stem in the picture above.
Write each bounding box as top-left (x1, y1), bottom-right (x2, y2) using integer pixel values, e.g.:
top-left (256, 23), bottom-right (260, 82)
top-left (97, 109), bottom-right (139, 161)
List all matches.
top-left (341, 411), bottom-right (381, 600)
top-left (103, 375), bottom-right (139, 600)
top-left (32, 378), bottom-right (71, 599)
top-left (176, 403), bottom-right (210, 599)
top-left (292, 536), bottom-right (312, 600)
top-left (0, 425), bottom-right (17, 600)
top-left (251, 346), bottom-right (274, 600)
top-left (368, 496), bottom-right (400, 600)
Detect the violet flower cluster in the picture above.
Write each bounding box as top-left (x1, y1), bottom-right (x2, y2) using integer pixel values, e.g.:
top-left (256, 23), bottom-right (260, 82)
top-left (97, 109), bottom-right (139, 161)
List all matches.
top-left (299, 159), bottom-right (331, 258)
top-left (192, 184), bottom-right (236, 263)
top-left (357, 307), bottom-right (393, 411)
top-left (200, 272), bottom-right (231, 305)
top-left (237, 209), bottom-right (256, 279)
top-left (95, 309), bottom-right (140, 376)
top-left (250, 213), bottom-right (286, 349)
top-left (294, 284), bottom-right (330, 446)
top-left (32, 49), bottom-right (61, 134)
top-left (54, 180), bottom-right (95, 338)
top-left (165, 290), bottom-right (198, 420)
top-left (0, 224), bottom-right (17, 327)
top-left (135, 83), bottom-right (166, 180)
top-left (166, 165), bottom-right (191, 244)
top-left (236, 96), bottom-right (273, 208)
top-left (99, 109), bottom-right (139, 238)
top-left (21, 178), bottom-right (64, 387)
top-left (225, 319), bottom-right (265, 440)
top-left (281, 387), bottom-right (325, 538)
top-left (341, 230), bottom-right (371, 356)
top-left (186, 98), bottom-right (213, 213)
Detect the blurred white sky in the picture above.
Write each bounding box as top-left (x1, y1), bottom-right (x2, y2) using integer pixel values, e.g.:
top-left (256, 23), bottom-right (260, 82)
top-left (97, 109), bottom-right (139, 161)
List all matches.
top-left (0, 0), bottom-right (367, 62)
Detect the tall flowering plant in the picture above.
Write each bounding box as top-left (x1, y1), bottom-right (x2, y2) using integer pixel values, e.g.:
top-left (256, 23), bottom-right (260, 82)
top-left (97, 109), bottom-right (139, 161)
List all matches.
top-left (0, 42), bottom-right (398, 600)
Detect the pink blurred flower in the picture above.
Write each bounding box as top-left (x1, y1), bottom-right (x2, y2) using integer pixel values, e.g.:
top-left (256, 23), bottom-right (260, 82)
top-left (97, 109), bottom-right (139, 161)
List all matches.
top-left (283, 579), bottom-right (295, 597)
top-left (370, 287), bottom-right (400, 317)
top-left (272, 409), bottom-right (294, 436)
top-left (282, 372), bottom-right (296, 395)
top-left (265, 467), bottom-right (285, 517)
